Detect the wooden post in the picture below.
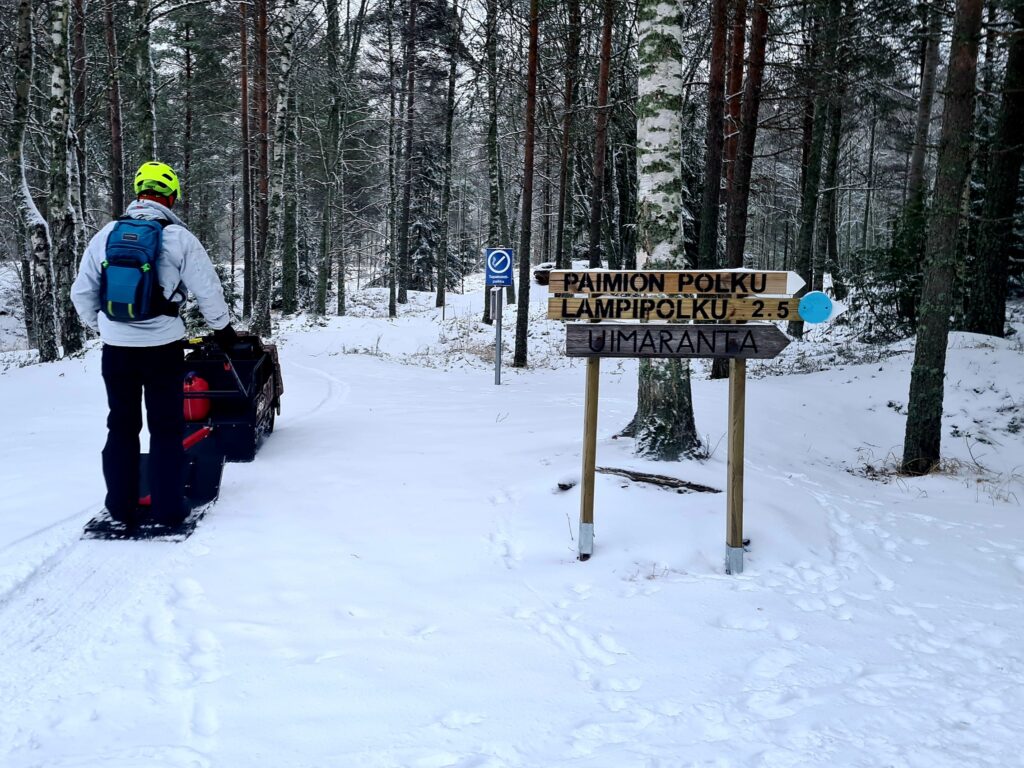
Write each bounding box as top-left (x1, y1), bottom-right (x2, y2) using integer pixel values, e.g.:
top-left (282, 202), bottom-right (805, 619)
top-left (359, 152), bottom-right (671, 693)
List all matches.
top-left (726, 357), bottom-right (746, 573)
top-left (578, 355), bottom-right (600, 560)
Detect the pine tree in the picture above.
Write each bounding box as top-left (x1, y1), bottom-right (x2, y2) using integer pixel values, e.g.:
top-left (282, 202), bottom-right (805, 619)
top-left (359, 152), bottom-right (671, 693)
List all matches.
top-left (902, 0), bottom-right (985, 475)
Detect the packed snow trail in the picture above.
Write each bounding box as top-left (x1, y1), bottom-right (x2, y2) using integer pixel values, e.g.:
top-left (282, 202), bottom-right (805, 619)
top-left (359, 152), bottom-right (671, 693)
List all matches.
top-left (1, 308), bottom-right (1022, 767)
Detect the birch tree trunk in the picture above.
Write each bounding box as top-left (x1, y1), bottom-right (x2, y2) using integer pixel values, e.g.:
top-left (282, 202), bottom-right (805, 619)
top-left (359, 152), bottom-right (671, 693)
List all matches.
top-left (266, 0), bottom-right (296, 320)
top-left (902, 0), bottom-right (984, 475)
top-left (512, 0), bottom-right (539, 368)
top-left (10, 0), bottom-right (59, 362)
top-left (48, 0), bottom-right (84, 354)
top-left (632, 0), bottom-right (701, 460)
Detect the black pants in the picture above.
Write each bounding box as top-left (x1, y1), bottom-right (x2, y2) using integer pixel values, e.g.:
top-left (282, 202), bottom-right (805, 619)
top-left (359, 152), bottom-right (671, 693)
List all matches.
top-left (101, 342), bottom-right (185, 523)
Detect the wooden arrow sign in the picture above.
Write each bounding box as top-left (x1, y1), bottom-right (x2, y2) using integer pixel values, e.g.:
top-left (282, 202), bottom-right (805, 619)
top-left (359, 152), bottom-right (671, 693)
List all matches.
top-left (549, 296), bottom-right (798, 322)
top-left (547, 269), bottom-right (804, 296)
top-left (565, 323), bottom-right (791, 359)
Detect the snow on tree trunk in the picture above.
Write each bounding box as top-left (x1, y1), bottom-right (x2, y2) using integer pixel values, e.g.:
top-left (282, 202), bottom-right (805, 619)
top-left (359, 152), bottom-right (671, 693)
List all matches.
top-left (397, 0), bottom-right (417, 306)
top-left (240, 0), bottom-right (254, 318)
top-left (9, 0), bottom-right (59, 362)
top-left (697, 0), bottom-right (728, 270)
top-left (512, 0), bottom-right (539, 368)
top-left (632, 0), bottom-right (700, 460)
top-left (436, 2), bottom-right (460, 309)
top-left (251, 0), bottom-right (272, 337)
top-left (71, 0), bottom-right (87, 227)
top-left (266, 0), bottom-right (296, 322)
top-left (48, 0), bottom-right (84, 354)
top-left (284, 92), bottom-right (300, 315)
top-left (902, 0), bottom-right (984, 475)
top-left (479, 0), bottom-right (499, 323)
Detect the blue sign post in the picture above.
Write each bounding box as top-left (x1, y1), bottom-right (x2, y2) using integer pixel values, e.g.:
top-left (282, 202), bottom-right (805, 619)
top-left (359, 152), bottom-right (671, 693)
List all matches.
top-left (485, 248), bottom-right (514, 287)
top-left (485, 248), bottom-right (513, 385)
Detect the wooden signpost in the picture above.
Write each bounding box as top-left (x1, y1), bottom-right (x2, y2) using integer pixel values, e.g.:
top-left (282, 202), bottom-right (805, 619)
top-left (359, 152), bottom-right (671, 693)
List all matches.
top-left (550, 268), bottom-right (826, 574)
top-left (565, 323), bottom-right (790, 359)
top-left (551, 296), bottom-right (799, 321)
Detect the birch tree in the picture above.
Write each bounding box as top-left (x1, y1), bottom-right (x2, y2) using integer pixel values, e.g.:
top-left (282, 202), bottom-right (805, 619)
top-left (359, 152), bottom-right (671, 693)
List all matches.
top-left (10, 0), bottom-right (59, 361)
top-left (632, 0), bottom-right (701, 460)
top-left (48, 0), bottom-right (84, 354)
top-left (268, 0), bottom-right (297, 314)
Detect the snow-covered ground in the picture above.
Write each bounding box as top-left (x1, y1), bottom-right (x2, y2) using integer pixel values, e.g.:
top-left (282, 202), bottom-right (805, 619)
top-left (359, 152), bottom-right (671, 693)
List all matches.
top-left (1, 283), bottom-right (1022, 767)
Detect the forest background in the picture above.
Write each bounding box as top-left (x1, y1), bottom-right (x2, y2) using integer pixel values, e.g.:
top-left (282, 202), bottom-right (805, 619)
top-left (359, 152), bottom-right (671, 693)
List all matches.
top-left (1, 0), bottom-right (1021, 474)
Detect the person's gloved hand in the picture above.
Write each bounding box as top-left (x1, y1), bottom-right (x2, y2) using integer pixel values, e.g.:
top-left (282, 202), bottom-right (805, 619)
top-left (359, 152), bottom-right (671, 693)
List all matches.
top-left (213, 324), bottom-right (238, 351)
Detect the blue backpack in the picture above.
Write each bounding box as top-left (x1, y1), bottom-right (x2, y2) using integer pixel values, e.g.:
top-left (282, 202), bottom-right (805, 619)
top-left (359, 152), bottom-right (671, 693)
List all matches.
top-left (100, 216), bottom-right (178, 321)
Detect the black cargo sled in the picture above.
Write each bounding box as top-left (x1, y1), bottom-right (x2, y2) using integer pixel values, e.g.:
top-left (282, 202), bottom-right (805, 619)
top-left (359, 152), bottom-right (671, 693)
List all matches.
top-left (181, 333), bottom-right (283, 463)
top-left (83, 333), bottom-right (284, 541)
top-left (82, 424), bottom-right (225, 541)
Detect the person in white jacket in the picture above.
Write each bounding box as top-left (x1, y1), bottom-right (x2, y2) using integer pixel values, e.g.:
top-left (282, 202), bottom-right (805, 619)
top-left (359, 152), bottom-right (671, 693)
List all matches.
top-left (72, 161), bottom-right (237, 528)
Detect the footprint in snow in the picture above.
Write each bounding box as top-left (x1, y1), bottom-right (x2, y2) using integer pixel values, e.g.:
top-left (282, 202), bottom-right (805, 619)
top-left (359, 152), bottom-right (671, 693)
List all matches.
top-left (439, 711), bottom-right (485, 729)
top-left (716, 613), bottom-right (771, 631)
top-left (748, 649), bottom-right (798, 680)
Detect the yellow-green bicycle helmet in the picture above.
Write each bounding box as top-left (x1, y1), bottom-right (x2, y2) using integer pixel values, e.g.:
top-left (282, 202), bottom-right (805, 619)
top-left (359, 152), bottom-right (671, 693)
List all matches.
top-left (133, 161), bottom-right (181, 199)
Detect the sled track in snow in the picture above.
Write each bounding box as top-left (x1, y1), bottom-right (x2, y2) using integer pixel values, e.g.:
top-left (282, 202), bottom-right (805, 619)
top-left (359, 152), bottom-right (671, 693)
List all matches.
top-left (0, 535), bottom-right (191, 751)
top-left (285, 360), bottom-right (350, 425)
top-left (0, 506), bottom-right (99, 609)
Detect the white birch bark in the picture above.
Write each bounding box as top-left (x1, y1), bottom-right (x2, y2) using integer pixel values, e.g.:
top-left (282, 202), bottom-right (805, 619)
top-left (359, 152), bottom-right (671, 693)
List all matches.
top-left (49, 0), bottom-right (84, 353)
top-left (9, 0), bottom-right (59, 361)
top-left (267, 0), bottom-right (296, 306)
top-left (632, 0), bottom-right (701, 460)
top-left (635, 0), bottom-right (686, 267)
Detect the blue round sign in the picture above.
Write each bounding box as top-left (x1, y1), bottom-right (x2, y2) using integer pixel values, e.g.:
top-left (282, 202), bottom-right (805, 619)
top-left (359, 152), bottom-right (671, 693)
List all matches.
top-left (798, 291), bottom-right (833, 324)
